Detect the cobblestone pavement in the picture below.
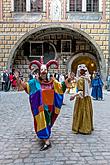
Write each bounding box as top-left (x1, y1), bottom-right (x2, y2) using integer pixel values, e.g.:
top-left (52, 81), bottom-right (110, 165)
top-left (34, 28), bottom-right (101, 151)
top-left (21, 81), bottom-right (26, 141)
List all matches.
top-left (0, 90), bottom-right (110, 165)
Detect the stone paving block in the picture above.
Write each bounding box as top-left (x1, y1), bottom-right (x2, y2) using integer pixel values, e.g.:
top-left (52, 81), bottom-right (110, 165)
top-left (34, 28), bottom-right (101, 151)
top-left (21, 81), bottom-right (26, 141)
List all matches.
top-left (0, 92), bottom-right (110, 164)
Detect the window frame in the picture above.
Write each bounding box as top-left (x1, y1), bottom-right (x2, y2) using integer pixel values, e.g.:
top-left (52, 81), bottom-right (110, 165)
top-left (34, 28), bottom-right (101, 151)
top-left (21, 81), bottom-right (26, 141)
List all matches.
top-left (69, 0), bottom-right (100, 13)
top-left (30, 0), bottom-right (43, 13)
top-left (14, 0), bottom-right (26, 12)
top-left (70, 0), bottom-right (82, 12)
top-left (86, 0), bottom-right (99, 12)
top-left (13, 0), bottom-right (43, 13)
top-left (30, 41), bottom-right (43, 58)
top-left (61, 40), bottom-right (72, 54)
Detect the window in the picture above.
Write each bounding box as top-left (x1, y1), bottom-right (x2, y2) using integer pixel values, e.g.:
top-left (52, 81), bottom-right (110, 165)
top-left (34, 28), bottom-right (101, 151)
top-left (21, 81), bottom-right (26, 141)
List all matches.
top-left (70, 0), bottom-right (82, 12)
top-left (61, 40), bottom-right (71, 53)
top-left (87, 0), bottom-right (99, 12)
top-left (30, 42), bottom-right (55, 62)
top-left (14, 0), bottom-right (43, 12)
top-left (43, 42), bottom-right (55, 63)
top-left (31, 0), bottom-right (43, 12)
top-left (30, 42), bottom-right (43, 57)
top-left (69, 0), bottom-right (99, 12)
top-left (14, 0), bottom-right (26, 12)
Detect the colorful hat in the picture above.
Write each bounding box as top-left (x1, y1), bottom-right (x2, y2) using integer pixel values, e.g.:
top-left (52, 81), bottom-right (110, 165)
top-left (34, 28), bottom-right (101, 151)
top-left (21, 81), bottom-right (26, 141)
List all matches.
top-left (29, 56), bottom-right (58, 74)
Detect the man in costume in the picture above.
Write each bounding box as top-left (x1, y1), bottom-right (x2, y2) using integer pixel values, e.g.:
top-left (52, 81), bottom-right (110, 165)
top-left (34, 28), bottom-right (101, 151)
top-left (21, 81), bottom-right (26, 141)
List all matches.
top-left (70, 64), bottom-right (94, 134)
top-left (15, 56), bottom-right (70, 151)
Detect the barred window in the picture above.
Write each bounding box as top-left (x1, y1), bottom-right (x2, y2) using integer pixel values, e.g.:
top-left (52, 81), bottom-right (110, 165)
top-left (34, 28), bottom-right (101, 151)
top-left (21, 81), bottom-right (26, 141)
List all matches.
top-left (70, 0), bottom-right (82, 12)
top-left (31, 0), bottom-right (43, 12)
top-left (14, 0), bottom-right (26, 12)
top-left (87, 0), bottom-right (99, 12)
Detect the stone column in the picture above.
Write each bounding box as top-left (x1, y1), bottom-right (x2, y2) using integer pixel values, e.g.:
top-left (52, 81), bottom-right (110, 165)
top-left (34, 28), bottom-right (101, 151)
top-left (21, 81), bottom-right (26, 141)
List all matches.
top-left (46, 0), bottom-right (49, 19)
top-left (11, 0), bottom-right (14, 12)
top-left (63, 0), bottom-right (66, 19)
top-left (26, 0), bottom-right (31, 12)
top-left (102, 0), bottom-right (106, 20)
top-left (43, 0), bottom-right (46, 12)
top-left (82, 0), bottom-right (86, 12)
top-left (66, 0), bottom-right (70, 12)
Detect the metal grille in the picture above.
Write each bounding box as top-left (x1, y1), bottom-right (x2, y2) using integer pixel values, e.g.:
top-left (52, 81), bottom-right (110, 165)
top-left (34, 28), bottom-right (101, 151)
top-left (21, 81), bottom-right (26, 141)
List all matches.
top-left (14, 0), bottom-right (26, 12)
top-left (87, 0), bottom-right (99, 12)
top-left (31, 0), bottom-right (43, 12)
top-left (70, 0), bottom-right (82, 12)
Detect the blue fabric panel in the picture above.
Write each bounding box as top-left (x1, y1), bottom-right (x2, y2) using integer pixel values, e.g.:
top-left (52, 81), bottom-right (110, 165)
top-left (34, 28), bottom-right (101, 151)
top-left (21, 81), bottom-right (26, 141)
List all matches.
top-left (54, 92), bottom-right (64, 109)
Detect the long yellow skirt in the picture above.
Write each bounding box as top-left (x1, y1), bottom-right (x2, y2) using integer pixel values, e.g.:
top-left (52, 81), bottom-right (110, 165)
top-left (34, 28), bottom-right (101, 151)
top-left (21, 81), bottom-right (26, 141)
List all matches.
top-left (72, 96), bottom-right (93, 134)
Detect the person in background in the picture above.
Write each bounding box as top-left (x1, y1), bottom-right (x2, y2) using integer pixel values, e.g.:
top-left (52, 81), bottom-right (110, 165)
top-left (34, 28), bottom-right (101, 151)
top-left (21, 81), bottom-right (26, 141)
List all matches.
top-left (54, 72), bottom-right (60, 81)
top-left (1, 71), bottom-right (5, 91)
top-left (59, 73), bottom-right (66, 105)
top-left (9, 72), bottom-right (14, 90)
top-left (11, 76), bottom-right (17, 90)
top-left (91, 72), bottom-right (104, 100)
top-left (29, 71), bottom-right (34, 80)
top-left (70, 64), bottom-right (93, 135)
top-left (106, 74), bottom-right (110, 91)
top-left (47, 72), bottom-right (51, 81)
top-left (66, 72), bottom-right (77, 94)
top-left (59, 73), bottom-right (65, 83)
top-left (3, 70), bottom-right (10, 92)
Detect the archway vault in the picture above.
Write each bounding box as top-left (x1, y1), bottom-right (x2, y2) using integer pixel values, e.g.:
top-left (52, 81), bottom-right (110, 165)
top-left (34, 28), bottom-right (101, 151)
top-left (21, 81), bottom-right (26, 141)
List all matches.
top-left (67, 52), bottom-right (98, 77)
top-left (8, 24), bottom-right (106, 79)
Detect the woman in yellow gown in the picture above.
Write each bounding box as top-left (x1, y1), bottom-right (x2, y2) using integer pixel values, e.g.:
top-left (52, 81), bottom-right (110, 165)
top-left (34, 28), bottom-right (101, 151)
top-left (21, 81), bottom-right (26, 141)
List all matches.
top-left (70, 64), bottom-right (93, 134)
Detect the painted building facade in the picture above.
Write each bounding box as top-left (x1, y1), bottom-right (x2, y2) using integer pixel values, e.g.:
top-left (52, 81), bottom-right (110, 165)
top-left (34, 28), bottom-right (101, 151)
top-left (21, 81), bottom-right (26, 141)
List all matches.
top-left (0, 0), bottom-right (110, 80)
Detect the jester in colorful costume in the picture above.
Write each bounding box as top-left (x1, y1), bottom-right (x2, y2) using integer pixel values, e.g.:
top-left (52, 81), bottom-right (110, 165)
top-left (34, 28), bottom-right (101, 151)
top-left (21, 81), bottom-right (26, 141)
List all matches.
top-left (15, 56), bottom-right (69, 151)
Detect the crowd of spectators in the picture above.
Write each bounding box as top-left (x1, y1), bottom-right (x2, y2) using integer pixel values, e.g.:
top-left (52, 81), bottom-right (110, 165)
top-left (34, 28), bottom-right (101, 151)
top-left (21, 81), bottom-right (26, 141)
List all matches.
top-left (0, 69), bottom-right (23, 92)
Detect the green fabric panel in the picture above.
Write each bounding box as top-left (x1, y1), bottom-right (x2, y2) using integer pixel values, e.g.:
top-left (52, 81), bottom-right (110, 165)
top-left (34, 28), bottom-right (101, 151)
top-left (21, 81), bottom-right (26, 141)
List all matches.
top-left (44, 105), bottom-right (51, 125)
top-left (61, 81), bottom-right (67, 93)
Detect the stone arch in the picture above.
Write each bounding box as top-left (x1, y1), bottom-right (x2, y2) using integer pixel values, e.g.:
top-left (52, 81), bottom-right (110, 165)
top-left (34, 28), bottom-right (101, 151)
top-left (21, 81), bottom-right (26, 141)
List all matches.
top-left (67, 52), bottom-right (98, 70)
top-left (8, 24), bottom-right (106, 78)
top-left (67, 52), bottom-right (99, 77)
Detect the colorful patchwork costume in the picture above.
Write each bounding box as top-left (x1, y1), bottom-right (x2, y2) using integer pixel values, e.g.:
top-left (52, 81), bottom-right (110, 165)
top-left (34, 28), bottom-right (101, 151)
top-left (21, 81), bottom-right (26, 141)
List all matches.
top-left (25, 57), bottom-right (66, 140)
top-left (25, 78), bottom-right (66, 139)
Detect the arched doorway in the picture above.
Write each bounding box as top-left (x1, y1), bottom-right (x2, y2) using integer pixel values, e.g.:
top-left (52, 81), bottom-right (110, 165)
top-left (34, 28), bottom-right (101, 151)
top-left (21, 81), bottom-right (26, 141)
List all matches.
top-left (68, 52), bottom-right (98, 78)
top-left (8, 24), bottom-right (106, 80)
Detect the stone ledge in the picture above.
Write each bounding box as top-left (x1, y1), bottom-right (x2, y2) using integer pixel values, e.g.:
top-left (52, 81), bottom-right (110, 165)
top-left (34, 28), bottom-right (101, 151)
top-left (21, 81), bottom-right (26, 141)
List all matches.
top-left (11, 13), bottom-right (42, 22)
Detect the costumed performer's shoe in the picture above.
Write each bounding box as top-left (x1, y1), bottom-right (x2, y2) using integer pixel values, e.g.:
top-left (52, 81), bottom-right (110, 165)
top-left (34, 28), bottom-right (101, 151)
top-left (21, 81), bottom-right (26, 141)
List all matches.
top-left (40, 143), bottom-right (51, 151)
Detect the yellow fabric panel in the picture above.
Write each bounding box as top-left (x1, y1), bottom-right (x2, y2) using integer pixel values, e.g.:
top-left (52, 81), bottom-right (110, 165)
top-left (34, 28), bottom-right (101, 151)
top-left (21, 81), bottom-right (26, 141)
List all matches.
top-left (55, 107), bottom-right (60, 114)
top-left (72, 96), bottom-right (93, 134)
top-left (77, 78), bottom-right (84, 91)
top-left (35, 111), bottom-right (46, 132)
top-left (53, 80), bottom-right (63, 94)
